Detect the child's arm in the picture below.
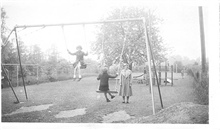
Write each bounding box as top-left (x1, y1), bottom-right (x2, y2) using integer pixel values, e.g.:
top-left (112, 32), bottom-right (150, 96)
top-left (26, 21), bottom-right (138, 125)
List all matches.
top-left (67, 49), bottom-right (76, 55)
top-left (108, 73), bottom-right (118, 78)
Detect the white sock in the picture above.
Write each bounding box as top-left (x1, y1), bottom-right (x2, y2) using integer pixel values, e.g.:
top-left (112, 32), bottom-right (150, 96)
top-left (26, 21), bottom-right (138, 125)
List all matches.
top-left (73, 75), bottom-right (76, 78)
top-left (79, 75), bottom-right (82, 78)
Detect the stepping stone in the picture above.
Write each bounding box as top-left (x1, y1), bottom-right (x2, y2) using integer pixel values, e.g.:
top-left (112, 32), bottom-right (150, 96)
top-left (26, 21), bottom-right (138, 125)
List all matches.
top-left (102, 110), bottom-right (132, 123)
top-left (4, 104), bottom-right (53, 116)
top-left (55, 108), bottom-right (86, 118)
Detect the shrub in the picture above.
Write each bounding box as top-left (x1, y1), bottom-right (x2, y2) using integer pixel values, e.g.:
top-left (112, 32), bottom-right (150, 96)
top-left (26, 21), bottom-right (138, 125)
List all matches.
top-left (188, 65), bottom-right (209, 105)
top-left (194, 72), bottom-right (209, 105)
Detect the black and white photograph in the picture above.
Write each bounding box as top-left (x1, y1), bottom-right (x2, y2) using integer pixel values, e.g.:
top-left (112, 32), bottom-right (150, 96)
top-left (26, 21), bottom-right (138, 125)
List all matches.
top-left (1, 0), bottom-right (219, 130)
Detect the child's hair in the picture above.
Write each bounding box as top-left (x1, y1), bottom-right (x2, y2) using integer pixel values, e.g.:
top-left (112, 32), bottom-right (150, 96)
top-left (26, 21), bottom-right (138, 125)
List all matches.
top-left (101, 67), bottom-right (108, 74)
top-left (76, 45), bottom-right (82, 50)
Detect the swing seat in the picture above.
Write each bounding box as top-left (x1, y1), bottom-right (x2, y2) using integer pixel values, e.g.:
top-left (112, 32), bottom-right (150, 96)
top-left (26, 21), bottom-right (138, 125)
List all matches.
top-left (96, 90), bottom-right (118, 94)
top-left (80, 64), bottom-right (87, 69)
top-left (73, 62), bottom-right (87, 69)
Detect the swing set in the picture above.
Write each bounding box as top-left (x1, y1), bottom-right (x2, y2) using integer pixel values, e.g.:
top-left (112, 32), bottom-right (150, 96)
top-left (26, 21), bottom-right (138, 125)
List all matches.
top-left (2, 17), bottom-right (163, 115)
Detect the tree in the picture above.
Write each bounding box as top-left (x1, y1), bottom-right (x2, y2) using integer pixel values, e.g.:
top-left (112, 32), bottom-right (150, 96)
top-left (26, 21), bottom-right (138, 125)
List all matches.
top-left (26, 44), bottom-right (44, 64)
top-left (174, 61), bottom-right (184, 73)
top-left (43, 44), bottom-right (60, 81)
top-left (1, 7), bottom-right (17, 76)
top-left (1, 7), bottom-right (8, 45)
top-left (1, 7), bottom-right (16, 64)
top-left (91, 6), bottom-right (167, 68)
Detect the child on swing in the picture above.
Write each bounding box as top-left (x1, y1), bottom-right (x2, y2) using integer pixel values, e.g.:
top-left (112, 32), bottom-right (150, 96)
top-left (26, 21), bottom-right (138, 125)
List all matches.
top-left (97, 67), bottom-right (118, 102)
top-left (67, 45), bottom-right (88, 81)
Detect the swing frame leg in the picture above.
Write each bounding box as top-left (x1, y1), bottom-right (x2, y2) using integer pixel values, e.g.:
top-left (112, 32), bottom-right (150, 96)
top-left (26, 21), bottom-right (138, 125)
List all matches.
top-left (1, 64), bottom-right (20, 103)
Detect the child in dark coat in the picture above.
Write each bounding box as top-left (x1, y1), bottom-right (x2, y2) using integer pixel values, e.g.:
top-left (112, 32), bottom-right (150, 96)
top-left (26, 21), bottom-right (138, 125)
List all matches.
top-left (97, 67), bottom-right (118, 102)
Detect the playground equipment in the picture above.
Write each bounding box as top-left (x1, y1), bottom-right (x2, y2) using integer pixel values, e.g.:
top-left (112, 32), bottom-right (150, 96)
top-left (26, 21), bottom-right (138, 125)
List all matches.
top-left (153, 65), bottom-right (174, 86)
top-left (2, 17), bottom-right (162, 115)
top-left (133, 64), bottom-right (174, 87)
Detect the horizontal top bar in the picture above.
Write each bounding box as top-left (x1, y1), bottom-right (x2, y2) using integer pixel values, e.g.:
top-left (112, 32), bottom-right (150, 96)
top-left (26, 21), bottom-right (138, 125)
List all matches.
top-left (15, 18), bottom-right (144, 28)
top-left (2, 63), bottom-right (77, 66)
top-left (2, 64), bottom-right (39, 66)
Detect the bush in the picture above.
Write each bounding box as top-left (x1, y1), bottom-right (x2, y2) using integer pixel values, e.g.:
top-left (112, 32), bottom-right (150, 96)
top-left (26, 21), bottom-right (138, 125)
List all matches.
top-left (193, 73), bottom-right (209, 105)
top-left (187, 63), bottom-right (209, 105)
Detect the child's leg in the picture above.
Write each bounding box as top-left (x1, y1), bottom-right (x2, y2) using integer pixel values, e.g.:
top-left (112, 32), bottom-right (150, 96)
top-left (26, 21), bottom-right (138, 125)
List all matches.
top-left (126, 96), bottom-right (130, 103)
top-left (104, 92), bottom-right (110, 102)
top-left (122, 96), bottom-right (125, 103)
top-left (107, 92), bottom-right (113, 97)
top-left (73, 66), bottom-right (77, 79)
top-left (78, 66), bottom-right (81, 79)
top-left (107, 92), bottom-right (115, 99)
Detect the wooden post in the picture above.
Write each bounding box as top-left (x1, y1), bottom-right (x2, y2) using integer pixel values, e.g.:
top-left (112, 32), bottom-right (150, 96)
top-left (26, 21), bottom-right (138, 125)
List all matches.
top-left (198, 6), bottom-right (206, 73)
top-left (171, 65), bottom-right (173, 86)
top-left (159, 64), bottom-right (161, 85)
top-left (176, 64), bottom-right (178, 73)
top-left (165, 65), bottom-right (167, 86)
top-left (37, 65), bottom-right (39, 85)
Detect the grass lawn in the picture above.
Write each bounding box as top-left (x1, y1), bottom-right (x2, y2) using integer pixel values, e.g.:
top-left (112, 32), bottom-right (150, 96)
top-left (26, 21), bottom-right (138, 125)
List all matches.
top-left (1, 73), bottom-right (196, 123)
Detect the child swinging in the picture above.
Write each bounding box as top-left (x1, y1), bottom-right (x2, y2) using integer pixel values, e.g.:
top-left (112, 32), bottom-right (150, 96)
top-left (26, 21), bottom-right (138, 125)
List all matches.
top-left (67, 45), bottom-right (88, 81)
top-left (97, 67), bottom-right (118, 102)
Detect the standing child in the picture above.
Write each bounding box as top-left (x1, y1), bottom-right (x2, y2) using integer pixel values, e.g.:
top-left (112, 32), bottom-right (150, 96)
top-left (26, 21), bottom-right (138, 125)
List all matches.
top-left (67, 45), bottom-right (88, 81)
top-left (97, 67), bottom-right (118, 102)
top-left (119, 63), bottom-right (133, 103)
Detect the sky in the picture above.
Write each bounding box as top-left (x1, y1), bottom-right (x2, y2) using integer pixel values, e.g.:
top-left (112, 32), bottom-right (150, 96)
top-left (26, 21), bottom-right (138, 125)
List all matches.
top-left (1, 0), bottom-right (215, 62)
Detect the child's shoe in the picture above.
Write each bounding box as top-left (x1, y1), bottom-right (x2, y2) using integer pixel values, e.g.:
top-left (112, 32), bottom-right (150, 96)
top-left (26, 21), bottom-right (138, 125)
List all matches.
top-left (111, 96), bottom-right (115, 99)
top-left (106, 99), bottom-right (110, 102)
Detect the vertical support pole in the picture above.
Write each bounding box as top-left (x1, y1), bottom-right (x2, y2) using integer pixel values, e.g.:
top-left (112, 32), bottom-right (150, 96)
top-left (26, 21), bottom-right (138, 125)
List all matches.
top-left (17, 65), bottom-right (19, 87)
top-left (165, 64), bottom-right (167, 86)
top-left (14, 28), bottom-right (28, 100)
top-left (37, 65), bottom-right (39, 85)
top-left (143, 18), bottom-right (158, 115)
top-left (152, 68), bottom-right (155, 85)
top-left (142, 18), bottom-right (155, 115)
top-left (2, 64), bottom-right (20, 103)
top-left (176, 64), bottom-right (178, 73)
top-left (159, 64), bottom-right (161, 85)
top-left (198, 6), bottom-right (206, 73)
top-left (146, 15), bottom-right (164, 109)
top-left (171, 65), bottom-right (173, 86)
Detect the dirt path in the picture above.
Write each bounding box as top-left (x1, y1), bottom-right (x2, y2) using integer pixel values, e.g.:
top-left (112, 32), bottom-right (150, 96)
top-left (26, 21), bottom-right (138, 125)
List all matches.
top-left (2, 74), bottom-right (196, 123)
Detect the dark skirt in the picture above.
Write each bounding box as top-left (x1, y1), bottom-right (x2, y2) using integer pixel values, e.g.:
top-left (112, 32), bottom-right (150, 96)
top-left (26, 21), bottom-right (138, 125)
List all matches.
top-left (99, 84), bottom-right (109, 92)
top-left (73, 60), bottom-right (87, 69)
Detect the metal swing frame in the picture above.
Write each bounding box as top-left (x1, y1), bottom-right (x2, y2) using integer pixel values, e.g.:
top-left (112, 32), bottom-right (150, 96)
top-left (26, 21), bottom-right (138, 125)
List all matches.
top-left (3, 17), bottom-right (163, 115)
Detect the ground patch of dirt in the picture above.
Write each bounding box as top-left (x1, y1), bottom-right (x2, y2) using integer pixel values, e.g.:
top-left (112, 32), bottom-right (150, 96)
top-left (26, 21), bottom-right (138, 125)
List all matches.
top-left (127, 102), bottom-right (208, 124)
